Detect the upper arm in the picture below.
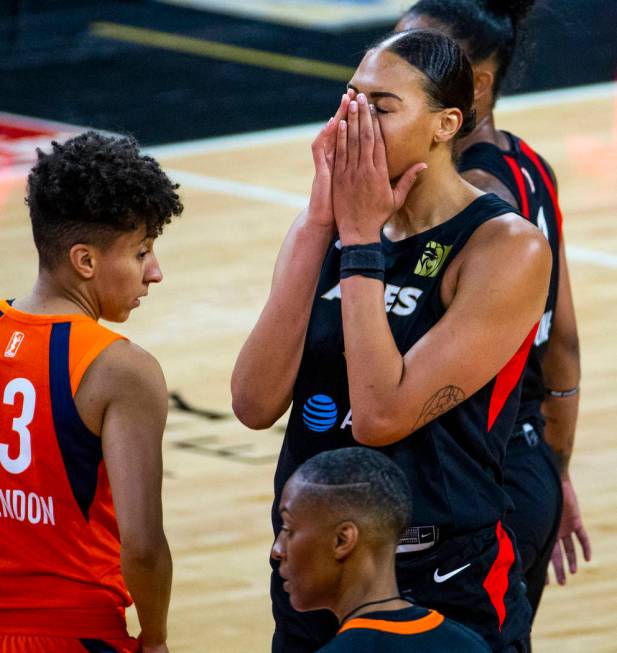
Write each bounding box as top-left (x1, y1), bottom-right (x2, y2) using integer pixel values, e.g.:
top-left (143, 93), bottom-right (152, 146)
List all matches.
top-left (95, 341), bottom-right (168, 549)
top-left (542, 238), bottom-right (580, 385)
top-left (397, 217), bottom-right (551, 433)
top-left (461, 169), bottom-right (520, 211)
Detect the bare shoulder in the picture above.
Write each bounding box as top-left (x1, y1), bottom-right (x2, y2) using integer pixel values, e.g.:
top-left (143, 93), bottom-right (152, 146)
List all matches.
top-left (75, 340), bottom-right (167, 435)
top-left (461, 168), bottom-right (519, 210)
top-left (467, 212), bottom-right (552, 273)
top-left (96, 339), bottom-right (164, 381)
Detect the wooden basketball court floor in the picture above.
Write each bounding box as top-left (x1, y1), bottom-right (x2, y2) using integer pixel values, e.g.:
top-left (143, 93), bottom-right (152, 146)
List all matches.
top-left (1, 83), bottom-right (616, 651)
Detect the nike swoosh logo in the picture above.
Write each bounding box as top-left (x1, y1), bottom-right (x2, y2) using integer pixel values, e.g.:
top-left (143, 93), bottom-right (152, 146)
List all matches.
top-left (433, 563), bottom-right (471, 583)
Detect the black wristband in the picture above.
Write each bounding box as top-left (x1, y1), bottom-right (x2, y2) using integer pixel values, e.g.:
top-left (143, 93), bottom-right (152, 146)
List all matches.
top-left (340, 243), bottom-right (385, 282)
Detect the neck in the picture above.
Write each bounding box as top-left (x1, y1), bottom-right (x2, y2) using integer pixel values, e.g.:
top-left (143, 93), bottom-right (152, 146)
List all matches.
top-left (11, 270), bottom-right (99, 320)
top-left (456, 109), bottom-right (508, 153)
top-left (331, 551), bottom-right (409, 624)
top-left (385, 156), bottom-right (479, 241)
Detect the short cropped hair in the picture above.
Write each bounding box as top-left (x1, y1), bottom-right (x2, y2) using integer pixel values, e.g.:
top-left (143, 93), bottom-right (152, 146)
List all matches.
top-left (294, 448), bottom-right (412, 541)
top-left (26, 131), bottom-right (183, 270)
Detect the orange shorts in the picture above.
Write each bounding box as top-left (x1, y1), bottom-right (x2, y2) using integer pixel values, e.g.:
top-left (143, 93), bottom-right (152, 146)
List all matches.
top-left (0, 635), bottom-right (140, 653)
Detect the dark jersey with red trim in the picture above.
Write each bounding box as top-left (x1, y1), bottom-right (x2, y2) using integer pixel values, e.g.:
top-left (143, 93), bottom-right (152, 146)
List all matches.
top-left (273, 194), bottom-right (537, 543)
top-left (317, 606), bottom-right (489, 652)
top-left (458, 132), bottom-right (562, 422)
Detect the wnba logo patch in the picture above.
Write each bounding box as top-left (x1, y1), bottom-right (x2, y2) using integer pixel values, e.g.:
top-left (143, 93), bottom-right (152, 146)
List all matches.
top-left (414, 241), bottom-right (452, 278)
top-left (4, 331), bottom-right (25, 358)
top-left (302, 395), bottom-right (338, 432)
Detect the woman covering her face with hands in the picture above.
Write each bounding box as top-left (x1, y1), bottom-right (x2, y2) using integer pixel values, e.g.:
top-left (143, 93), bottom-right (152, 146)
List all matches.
top-left (232, 30), bottom-right (550, 653)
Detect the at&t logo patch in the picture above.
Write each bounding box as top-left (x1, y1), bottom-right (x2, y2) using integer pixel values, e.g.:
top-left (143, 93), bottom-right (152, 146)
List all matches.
top-left (302, 395), bottom-right (338, 432)
top-left (4, 331), bottom-right (25, 358)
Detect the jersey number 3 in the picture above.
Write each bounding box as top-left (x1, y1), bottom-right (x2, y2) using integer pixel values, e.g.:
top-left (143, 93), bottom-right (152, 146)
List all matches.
top-left (0, 378), bottom-right (36, 474)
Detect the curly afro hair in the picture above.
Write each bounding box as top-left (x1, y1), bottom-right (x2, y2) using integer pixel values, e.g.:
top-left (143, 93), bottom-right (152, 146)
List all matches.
top-left (26, 131), bottom-right (183, 270)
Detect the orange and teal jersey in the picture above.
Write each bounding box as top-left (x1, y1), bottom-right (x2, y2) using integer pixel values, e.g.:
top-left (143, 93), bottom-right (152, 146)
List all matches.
top-left (317, 606), bottom-right (490, 652)
top-left (0, 299), bottom-right (132, 639)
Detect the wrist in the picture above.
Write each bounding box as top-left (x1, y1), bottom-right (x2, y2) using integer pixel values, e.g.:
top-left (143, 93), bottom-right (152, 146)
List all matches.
top-left (338, 226), bottom-right (382, 246)
top-left (302, 209), bottom-right (335, 231)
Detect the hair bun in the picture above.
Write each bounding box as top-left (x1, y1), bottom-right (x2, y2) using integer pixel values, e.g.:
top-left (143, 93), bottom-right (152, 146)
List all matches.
top-left (485, 0), bottom-right (535, 22)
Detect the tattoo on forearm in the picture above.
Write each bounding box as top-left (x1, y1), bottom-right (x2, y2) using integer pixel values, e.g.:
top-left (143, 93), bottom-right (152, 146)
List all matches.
top-left (413, 386), bottom-right (466, 429)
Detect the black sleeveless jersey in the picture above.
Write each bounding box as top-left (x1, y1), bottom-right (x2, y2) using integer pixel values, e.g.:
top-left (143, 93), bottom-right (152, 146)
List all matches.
top-left (458, 133), bottom-right (562, 423)
top-left (273, 194), bottom-right (537, 539)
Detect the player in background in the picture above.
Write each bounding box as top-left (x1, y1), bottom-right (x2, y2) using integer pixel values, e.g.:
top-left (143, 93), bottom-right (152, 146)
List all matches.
top-left (397, 0), bottom-right (591, 625)
top-left (273, 447), bottom-right (490, 653)
top-left (0, 132), bottom-right (182, 653)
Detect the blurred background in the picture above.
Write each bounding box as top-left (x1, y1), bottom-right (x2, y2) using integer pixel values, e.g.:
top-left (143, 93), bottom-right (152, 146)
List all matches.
top-left (1, 0), bottom-right (615, 145)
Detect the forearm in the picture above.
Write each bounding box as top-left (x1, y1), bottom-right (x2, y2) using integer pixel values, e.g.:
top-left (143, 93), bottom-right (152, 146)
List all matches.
top-left (122, 536), bottom-right (173, 647)
top-left (542, 392), bottom-right (579, 478)
top-left (232, 212), bottom-right (334, 427)
top-left (340, 276), bottom-right (407, 441)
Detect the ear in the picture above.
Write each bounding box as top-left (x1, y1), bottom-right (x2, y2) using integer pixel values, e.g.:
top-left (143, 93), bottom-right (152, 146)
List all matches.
top-left (68, 243), bottom-right (97, 280)
top-left (473, 67), bottom-right (494, 103)
top-left (333, 521), bottom-right (359, 561)
top-left (433, 108), bottom-right (463, 144)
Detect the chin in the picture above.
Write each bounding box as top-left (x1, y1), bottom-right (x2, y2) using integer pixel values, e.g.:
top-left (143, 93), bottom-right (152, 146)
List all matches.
top-left (101, 309), bottom-right (131, 323)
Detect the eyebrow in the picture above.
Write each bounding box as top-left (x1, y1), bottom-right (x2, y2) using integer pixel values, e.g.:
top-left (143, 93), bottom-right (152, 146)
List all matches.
top-left (347, 83), bottom-right (403, 102)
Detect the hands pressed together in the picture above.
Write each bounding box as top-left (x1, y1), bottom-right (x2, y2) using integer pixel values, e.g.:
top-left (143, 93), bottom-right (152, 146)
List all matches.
top-left (308, 90), bottom-right (427, 243)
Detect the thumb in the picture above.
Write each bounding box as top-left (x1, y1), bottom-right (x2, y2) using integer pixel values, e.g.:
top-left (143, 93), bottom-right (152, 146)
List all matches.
top-left (392, 163), bottom-right (427, 209)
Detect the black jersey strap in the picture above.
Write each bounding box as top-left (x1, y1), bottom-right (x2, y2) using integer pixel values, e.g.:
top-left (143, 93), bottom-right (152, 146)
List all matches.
top-left (458, 142), bottom-right (526, 215)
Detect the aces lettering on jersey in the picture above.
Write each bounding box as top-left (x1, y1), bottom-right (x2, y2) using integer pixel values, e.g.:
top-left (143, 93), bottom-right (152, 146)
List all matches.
top-left (322, 283), bottom-right (423, 317)
top-left (0, 377), bottom-right (56, 526)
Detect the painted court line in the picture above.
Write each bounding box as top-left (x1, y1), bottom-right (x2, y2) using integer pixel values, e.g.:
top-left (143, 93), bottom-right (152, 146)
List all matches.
top-left (167, 169), bottom-right (307, 208)
top-left (90, 22), bottom-right (354, 82)
top-left (169, 168), bottom-right (617, 270)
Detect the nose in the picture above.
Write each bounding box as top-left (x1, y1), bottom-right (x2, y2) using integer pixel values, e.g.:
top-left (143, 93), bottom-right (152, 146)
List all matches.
top-left (271, 531), bottom-right (285, 562)
top-left (146, 253), bottom-right (163, 284)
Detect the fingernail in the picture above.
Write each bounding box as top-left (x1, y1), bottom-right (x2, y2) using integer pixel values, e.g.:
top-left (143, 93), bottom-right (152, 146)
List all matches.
top-left (327, 117), bottom-right (334, 125)
top-left (358, 93), bottom-right (366, 105)
top-left (349, 101), bottom-right (358, 114)
top-left (369, 104), bottom-right (376, 114)
top-left (340, 120), bottom-right (347, 130)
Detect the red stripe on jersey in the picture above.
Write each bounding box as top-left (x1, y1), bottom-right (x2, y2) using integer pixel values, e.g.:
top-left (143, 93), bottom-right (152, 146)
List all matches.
top-left (503, 155), bottom-right (530, 219)
top-left (487, 324), bottom-right (538, 431)
top-left (482, 521), bottom-right (516, 631)
top-left (519, 140), bottom-right (563, 240)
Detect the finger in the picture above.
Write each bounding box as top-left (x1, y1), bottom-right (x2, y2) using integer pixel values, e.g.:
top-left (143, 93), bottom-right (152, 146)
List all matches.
top-left (562, 534), bottom-right (577, 574)
top-left (347, 100), bottom-right (360, 166)
top-left (370, 104), bottom-right (387, 170)
top-left (551, 542), bottom-right (566, 585)
top-left (334, 120), bottom-right (348, 174)
top-left (392, 163), bottom-right (428, 210)
top-left (576, 526), bottom-right (592, 562)
top-left (357, 93), bottom-right (374, 164)
top-left (333, 93), bottom-right (351, 123)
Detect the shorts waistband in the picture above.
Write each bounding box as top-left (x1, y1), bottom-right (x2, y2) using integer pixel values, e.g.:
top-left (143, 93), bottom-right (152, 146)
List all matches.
top-left (0, 607), bottom-right (129, 638)
top-left (397, 525), bottom-right (440, 553)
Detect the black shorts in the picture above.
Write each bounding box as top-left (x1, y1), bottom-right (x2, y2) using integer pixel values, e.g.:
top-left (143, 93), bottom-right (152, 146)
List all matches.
top-left (503, 423), bottom-right (563, 619)
top-left (271, 522), bottom-right (531, 653)
top-left (395, 522), bottom-right (531, 653)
